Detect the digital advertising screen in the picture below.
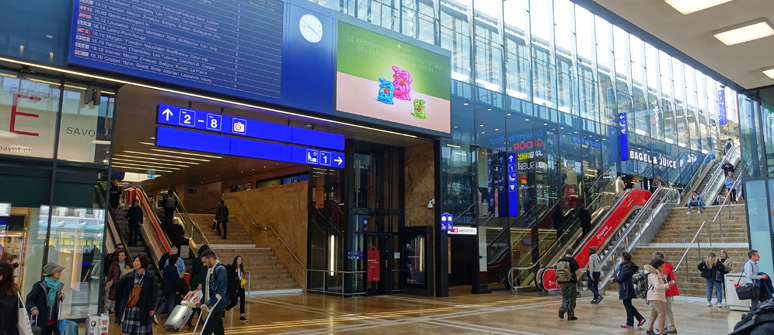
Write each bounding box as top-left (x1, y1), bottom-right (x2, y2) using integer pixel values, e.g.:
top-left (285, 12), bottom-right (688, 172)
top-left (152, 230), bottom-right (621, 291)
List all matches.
top-left (336, 21), bottom-right (451, 135)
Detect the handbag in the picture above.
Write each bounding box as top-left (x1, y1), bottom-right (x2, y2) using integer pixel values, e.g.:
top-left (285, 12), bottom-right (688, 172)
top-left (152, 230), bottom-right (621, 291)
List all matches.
top-left (126, 275), bottom-right (144, 308)
top-left (736, 275), bottom-right (758, 300)
top-left (714, 269), bottom-right (724, 283)
top-left (17, 292), bottom-right (33, 335)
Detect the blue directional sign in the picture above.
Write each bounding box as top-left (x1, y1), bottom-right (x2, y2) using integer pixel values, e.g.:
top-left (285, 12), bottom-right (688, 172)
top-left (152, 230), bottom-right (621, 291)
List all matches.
top-left (507, 153), bottom-right (519, 217)
top-left (156, 126), bottom-right (345, 169)
top-left (618, 112), bottom-right (629, 161)
top-left (319, 151), bottom-right (332, 166)
top-left (440, 213), bottom-right (454, 232)
top-left (157, 104), bottom-right (344, 150)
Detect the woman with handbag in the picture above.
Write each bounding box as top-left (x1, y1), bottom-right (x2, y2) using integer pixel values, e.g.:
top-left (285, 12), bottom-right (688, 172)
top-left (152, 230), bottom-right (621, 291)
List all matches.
top-left (225, 256), bottom-right (247, 323)
top-left (110, 255), bottom-right (157, 335)
top-left (0, 261), bottom-right (21, 335)
top-left (611, 252), bottom-right (646, 329)
top-left (697, 252), bottom-right (725, 307)
top-left (105, 250), bottom-right (131, 313)
top-left (25, 263), bottom-right (65, 335)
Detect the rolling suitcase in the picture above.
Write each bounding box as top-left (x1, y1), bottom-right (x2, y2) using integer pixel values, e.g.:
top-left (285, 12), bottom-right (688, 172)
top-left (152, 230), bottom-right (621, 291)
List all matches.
top-left (165, 304), bottom-right (193, 332)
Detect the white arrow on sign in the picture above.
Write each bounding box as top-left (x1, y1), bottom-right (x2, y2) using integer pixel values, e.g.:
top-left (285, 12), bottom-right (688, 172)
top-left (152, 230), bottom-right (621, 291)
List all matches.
top-left (509, 184), bottom-right (516, 191)
top-left (334, 157), bottom-right (343, 165)
top-left (162, 108), bottom-right (173, 121)
top-left (508, 155), bottom-right (514, 162)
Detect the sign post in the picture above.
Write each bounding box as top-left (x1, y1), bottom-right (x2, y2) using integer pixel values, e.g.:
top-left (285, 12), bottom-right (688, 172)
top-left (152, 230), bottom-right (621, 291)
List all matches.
top-left (507, 153), bottom-right (519, 217)
top-left (618, 112), bottom-right (628, 161)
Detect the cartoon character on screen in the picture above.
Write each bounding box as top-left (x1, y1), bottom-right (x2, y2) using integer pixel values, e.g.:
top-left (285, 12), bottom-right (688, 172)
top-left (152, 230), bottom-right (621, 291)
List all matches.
top-left (377, 77), bottom-right (395, 104)
top-left (392, 66), bottom-right (412, 100)
top-left (412, 99), bottom-right (426, 119)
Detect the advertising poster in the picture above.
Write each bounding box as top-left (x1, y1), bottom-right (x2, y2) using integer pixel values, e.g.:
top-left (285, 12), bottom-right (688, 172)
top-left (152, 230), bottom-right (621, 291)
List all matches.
top-left (336, 22), bottom-right (451, 134)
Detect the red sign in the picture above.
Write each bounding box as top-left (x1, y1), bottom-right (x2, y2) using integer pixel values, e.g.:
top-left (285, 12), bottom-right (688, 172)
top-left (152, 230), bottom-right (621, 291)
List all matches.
top-left (367, 246), bottom-right (380, 282)
top-left (542, 269), bottom-right (558, 290)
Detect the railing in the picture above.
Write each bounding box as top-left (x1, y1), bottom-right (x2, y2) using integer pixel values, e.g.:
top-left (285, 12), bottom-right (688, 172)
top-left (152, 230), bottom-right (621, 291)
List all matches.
top-left (699, 146), bottom-right (740, 206)
top-left (130, 187), bottom-right (172, 266)
top-left (598, 187), bottom-right (681, 289)
top-left (224, 196), bottom-right (307, 291)
top-left (304, 269), bottom-right (366, 296)
top-left (674, 173), bottom-right (743, 275)
top-left (170, 192), bottom-right (209, 258)
top-left (679, 151), bottom-right (719, 205)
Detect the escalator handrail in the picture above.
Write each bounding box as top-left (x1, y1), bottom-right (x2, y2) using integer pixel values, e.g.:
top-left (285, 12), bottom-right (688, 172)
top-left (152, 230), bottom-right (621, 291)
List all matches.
top-left (131, 187), bottom-right (172, 253)
top-left (678, 151), bottom-right (718, 205)
top-left (699, 146), bottom-right (740, 203)
top-left (569, 189), bottom-right (633, 258)
top-left (484, 199), bottom-right (559, 251)
top-left (598, 187), bottom-right (680, 289)
top-left (170, 192), bottom-right (209, 257)
top-left (95, 184), bottom-right (130, 255)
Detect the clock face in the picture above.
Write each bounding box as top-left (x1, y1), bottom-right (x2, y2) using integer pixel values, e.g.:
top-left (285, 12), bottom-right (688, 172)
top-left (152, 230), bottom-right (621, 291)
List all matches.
top-left (299, 14), bottom-right (323, 43)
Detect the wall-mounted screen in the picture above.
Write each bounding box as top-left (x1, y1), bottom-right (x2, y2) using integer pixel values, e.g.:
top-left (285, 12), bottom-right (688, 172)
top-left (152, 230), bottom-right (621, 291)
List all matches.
top-left (336, 21), bottom-right (451, 135)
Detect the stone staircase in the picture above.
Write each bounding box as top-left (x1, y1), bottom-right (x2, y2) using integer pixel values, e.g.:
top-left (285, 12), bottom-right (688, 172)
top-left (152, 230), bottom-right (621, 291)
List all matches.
top-left (188, 214), bottom-right (299, 292)
top-left (631, 204), bottom-right (749, 297)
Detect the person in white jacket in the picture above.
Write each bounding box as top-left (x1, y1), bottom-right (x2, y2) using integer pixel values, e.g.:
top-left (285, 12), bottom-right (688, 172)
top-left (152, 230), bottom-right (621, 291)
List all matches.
top-left (645, 259), bottom-right (674, 335)
top-left (586, 246), bottom-right (603, 304)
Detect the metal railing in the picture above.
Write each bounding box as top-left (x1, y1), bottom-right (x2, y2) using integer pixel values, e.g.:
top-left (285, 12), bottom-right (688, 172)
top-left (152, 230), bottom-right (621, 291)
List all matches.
top-left (699, 146), bottom-right (740, 206)
top-left (304, 269), bottom-right (366, 296)
top-left (679, 151), bottom-right (719, 205)
top-left (170, 192), bottom-right (210, 258)
top-left (130, 187), bottom-right (172, 265)
top-left (598, 187), bottom-right (681, 289)
top-left (224, 196), bottom-right (307, 291)
top-left (674, 173), bottom-right (744, 275)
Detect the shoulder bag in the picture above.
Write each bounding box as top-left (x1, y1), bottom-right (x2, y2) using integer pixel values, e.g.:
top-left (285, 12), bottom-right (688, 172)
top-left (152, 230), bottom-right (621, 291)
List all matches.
top-left (126, 275), bottom-right (144, 308)
top-left (735, 275), bottom-right (758, 300)
top-left (17, 292), bottom-right (33, 335)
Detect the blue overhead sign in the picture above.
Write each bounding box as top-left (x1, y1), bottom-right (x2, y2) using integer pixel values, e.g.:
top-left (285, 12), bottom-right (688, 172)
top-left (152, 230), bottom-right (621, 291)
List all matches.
top-left (441, 213), bottom-right (454, 232)
top-left (618, 112), bottom-right (629, 161)
top-left (157, 104), bottom-right (344, 150)
top-left (155, 127), bottom-right (345, 169)
top-left (718, 86), bottom-right (727, 125)
top-left (507, 153), bottom-right (518, 217)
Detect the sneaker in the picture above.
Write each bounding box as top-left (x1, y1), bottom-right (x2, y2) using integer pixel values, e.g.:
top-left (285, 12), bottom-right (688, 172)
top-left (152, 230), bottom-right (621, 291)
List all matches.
top-left (558, 309), bottom-right (565, 319)
top-left (620, 325), bottom-right (633, 329)
top-left (637, 319), bottom-right (647, 327)
top-left (665, 329), bottom-right (678, 334)
top-left (707, 301), bottom-right (713, 307)
top-left (590, 298), bottom-right (598, 304)
top-left (568, 316), bottom-right (578, 321)
top-left (239, 316), bottom-right (247, 322)
top-left (685, 210), bottom-right (692, 214)
top-left (596, 296), bottom-right (604, 304)
top-left (721, 302), bottom-right (727, 308)
top-left (646, 331), bottom-right (657, 335)
top-left (698, 210), bottom-right (702, 214)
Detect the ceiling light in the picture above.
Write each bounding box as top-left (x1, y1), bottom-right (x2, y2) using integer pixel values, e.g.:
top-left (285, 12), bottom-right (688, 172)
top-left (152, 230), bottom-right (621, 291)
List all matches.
top-left (112, 165), bottom-right (173, 173)
top-left (151, 148), bottom-right (222, 159)
top-left (763, 67), bottom-right (774, 79)
top-left (111, 158), bottom-right (189, 168)
top-left (110, 161), bottom-right (181, 170)
top-left (124, 150), bottom-right (210, 162)
top-left (713, 18), bottom-right (774, 46)
top-left (665, 0), bottom-right (733, 15)
top-left (45, 34), bottom-right (54, 39)
top-left (113, 154), bottom-right (200, 165)
top-left (139, 142), bottom-right (155, 146)
top-left (90, 140), bottom-right (111, 145)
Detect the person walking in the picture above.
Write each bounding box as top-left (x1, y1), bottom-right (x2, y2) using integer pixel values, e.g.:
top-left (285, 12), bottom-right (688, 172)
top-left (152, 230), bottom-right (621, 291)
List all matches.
top-left (161, 189), bottom-right (177, 226)
top-left (225, 256), bottom-right (247, 322)
top-left (651, 176), bottom-right (666, 193)
top-left (215, 200), bottom-right (229, 240)
top-left (686, 191), bottom-right (703, 214)
top-left (721, 160), bottom-right (735, 178)
top-left (587, 246), bottom-right (603, 304)
top-left (612, 252), bottom-right (646, 329)
top-left (109, 178), bottom-right (122, 212)
top-left (197, 250), bottom-right (230, 335)
top-left (0, 261), bottom-right (20, 335)
top-left (159, 253), bottom-right (181, 319)
top-left (645, 258), bottom-right (674, 335)
top-left (578, 205), bottom-right (592, 237)
top-left (125, 200), bottom-right (143, 247)
top-left (698, 252), bottom-right (726, 307)
top-left (724, 138), bottom-right (734, 155)
top-left (744, 250), bottom-right (769, 309)
top-left (104, 243), bottom-right (126, 277)
top-left (105, 250), bottom-right (131, 313)
top-left (186, 245), bottom-right (210, 329)
top-left (725, 172), bottom-right (737, 204)
top-left (556, 248), bottom-right (580, 321)
top-left (110, 255), bottom-right (157, 335)
top-left (26, 262), bottom-right (65, 335)
top-left (652, 252), bottom-right (679, 333)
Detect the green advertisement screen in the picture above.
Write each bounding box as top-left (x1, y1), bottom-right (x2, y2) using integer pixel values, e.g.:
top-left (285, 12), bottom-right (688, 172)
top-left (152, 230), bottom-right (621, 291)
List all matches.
top-left (336, 22), bottom-right (451, 134)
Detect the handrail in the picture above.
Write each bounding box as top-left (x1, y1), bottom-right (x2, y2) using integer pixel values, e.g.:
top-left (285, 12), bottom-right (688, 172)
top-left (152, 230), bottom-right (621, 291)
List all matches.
top-left (305, 269), bottom-right (366, 296)
top-left (699, 146), bottom-right (740, 205)
top-left (224, 196), bottom-right (307, 291)
top-left (131, 187), bottom-right (172, 254)
top-left (170, 192), bottom-right (210, 258)
top-left (674, 173), bottom-right (744, 273)
top-left (598, 187), bottom-right (681, 289)
top-left (679, 151), bottom-right (718, 205)
top-left (571, 189), bottom-right (633, 257)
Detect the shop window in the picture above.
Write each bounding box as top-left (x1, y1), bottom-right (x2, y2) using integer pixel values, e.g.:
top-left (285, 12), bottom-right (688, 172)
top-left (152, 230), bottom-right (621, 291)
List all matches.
top-left (0, 73), bottom-right (61, 159)
top-left (57, 87), bottom-right (114, 164)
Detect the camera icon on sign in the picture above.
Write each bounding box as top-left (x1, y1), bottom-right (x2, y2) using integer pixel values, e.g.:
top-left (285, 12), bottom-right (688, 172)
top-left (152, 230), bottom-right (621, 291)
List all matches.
top-left (232, 119), bottom-right (246, 134)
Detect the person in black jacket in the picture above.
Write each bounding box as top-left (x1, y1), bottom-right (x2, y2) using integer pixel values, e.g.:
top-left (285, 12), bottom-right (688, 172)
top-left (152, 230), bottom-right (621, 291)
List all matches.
top-left (109, 178), bottom-right (122, 212)
top-left (552, 205), bottom-right (565, 237)
top-left (110, 255), bottom-right (157, 333)
top-left (611, 252), bottom-right (645, 329)
top-left (578, 205), bottom-right (592, 236)
top-left (104, 243), bottom-right (126, 277)
top-left (125, 200), bottom-right (143, 247)
top-left (698, 252), bottom-right (726, 307)
top-left (0, 261), bottom-right (19, 335)
top-left (26, 262), bottom-right (65, 335)
top-left (161, 189), bottom-right (177, 226)
top-left (721, 160), bottom-right (735, 179)
top-left (215, 200), bottom-right (230, 240)
top-left (159, 253), bottom-right (181, 319)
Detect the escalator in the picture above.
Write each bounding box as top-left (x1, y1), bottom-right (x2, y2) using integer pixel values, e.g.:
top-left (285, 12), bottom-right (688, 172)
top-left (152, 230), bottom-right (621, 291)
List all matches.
top-left (696, 146), bottom-right (741, 205)
top-left (118, 187), bottom-right (172, 268)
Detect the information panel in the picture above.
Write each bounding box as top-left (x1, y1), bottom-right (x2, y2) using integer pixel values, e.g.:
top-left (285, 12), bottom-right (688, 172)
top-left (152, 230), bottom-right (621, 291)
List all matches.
top-left (69, 0), bottom-right (284, 100)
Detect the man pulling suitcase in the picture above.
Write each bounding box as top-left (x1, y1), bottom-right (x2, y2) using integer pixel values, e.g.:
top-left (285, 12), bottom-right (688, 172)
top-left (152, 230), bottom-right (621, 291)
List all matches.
top-left (193, 250), bottom-right (230, 335)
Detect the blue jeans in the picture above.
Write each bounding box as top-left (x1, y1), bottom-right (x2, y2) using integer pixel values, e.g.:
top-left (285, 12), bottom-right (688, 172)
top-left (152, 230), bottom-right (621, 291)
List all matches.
top-left (687, 201), bottom-right (703, 210)
top-left (587, 271), bottom-right (600, 299)
top-left (706, 279), bottom-right (722, 302)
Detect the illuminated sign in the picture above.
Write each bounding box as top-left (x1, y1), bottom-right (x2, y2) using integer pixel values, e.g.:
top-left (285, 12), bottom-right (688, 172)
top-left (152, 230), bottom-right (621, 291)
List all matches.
top-left (448, 226), bottom-right (477, 235)
top-left (628, 150), bottom-right (677, 169)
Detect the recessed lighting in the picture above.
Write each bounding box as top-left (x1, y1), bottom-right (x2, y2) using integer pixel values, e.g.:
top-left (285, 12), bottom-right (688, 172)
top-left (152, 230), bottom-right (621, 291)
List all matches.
top-left (544, 123), bottom-right (548, 126)
top-left (151, 148), bottom-right (222, 159)
top-left (124, 150), bottom-right (210, 162)
top-left (453, 125), bottom-right (459, 128)
top-left (713, 18), bottom-right (774, 46)
top-left (463, 103), bottom-right (470, 106)
top-left (90, 140), bottom-right (111, 145)
top-left (525, 118), bottom-right (530, 122)
top-left (487, 108), bottom-right (492, 111)
top-left (481, 131), bottom-right (486, 134)
top-left (480, 124), bottom-right (484, 127)
top-left (665, 0), bottom-right (733, 15)
top-left (113, 154), bottom-right (199, 165)
top-left (45, 34), bottom-right (54, 39)
top-left (139, 142), bottom-right (155, 146)
top-left (764, 67), bottom-right (774, 79)
top-left (506, 113), bottom-right (512, 116)
top-left (264, 166), bottom-right (267, 168)
top-left (495, 128), bottom-right (499, 131)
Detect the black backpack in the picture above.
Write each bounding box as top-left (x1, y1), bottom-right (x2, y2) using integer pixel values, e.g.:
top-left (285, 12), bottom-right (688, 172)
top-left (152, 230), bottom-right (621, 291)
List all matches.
top-left (731, 301), bottom-right (774, 334)
top-left (218, 264), bottom-right (240, 301)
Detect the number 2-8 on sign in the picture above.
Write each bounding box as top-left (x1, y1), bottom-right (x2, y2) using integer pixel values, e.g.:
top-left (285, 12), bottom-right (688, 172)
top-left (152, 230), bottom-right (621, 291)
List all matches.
top-left (206, 114), bottom-right (222, 131)
top-left (179, 109), bottom-right (196, 127)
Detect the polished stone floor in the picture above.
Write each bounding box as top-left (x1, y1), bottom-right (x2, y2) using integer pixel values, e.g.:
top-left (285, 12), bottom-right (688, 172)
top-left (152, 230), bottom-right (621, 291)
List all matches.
top-left (105, 289), bottom-right (741, 334)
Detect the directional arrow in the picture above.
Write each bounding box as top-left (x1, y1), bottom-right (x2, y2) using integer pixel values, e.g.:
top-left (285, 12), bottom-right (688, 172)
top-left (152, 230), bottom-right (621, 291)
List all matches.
top-left (509, 184), bottom-right (516, 191)
top-left (508, 155), bottom-right (515, 162)
top-left (162, 108), bottom-right (173, 121)
top-left (334, 157), bottom-right (343, 166)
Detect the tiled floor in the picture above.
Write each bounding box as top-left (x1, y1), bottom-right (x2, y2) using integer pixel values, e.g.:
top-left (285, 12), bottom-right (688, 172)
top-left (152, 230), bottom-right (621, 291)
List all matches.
top-left (105, 290), bottom-right (742, 334)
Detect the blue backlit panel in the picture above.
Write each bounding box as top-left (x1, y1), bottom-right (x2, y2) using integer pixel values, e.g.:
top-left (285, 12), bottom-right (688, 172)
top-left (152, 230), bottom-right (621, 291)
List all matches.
top-left (155, 126), bottom-right (344, 168)
top-left (157, 104), bottom-right (344, 150)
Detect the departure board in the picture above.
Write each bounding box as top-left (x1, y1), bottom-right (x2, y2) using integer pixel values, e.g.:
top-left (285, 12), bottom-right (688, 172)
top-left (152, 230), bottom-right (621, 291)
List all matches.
top-left (69, 0), bottom-right (284, 100)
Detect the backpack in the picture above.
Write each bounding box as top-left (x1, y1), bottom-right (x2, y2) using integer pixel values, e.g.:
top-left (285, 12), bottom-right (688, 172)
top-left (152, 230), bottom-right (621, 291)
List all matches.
top-left (164, 195), bottom-right (177, 209)
top-left (632, 272), bottom-right (649, 299)
top-left (731, 301), bottom-right (774, 335)
top-left (555, 260), bottom-right (573, 283)
top-left (218, 264), bottom-right (240, 301)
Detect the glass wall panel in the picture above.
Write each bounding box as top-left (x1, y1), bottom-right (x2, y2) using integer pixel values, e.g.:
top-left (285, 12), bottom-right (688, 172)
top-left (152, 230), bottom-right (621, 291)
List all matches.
top-left (503, 0), bottom-right (529, 100)
top-left (57, 87), bottom-right (115, 164)
top-left (0, 73), bottom-right (62, 159)
top-left (595, 17), bottom-right (614, 125)
top-left (531, 0), bottom-right (556, 108)
top-left (441, 4), bottom-right (472, 83)
top-left (739, 94), bottom-right (765, 179)
top-left (474, 20), bottom-right (503, 92)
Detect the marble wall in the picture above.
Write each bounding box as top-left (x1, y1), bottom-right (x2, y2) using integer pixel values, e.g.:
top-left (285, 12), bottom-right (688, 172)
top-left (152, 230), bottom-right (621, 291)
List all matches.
top-left (225, 182), bottom-right (308, 287)
top-left (405, 142), bottom-right (435, 227)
